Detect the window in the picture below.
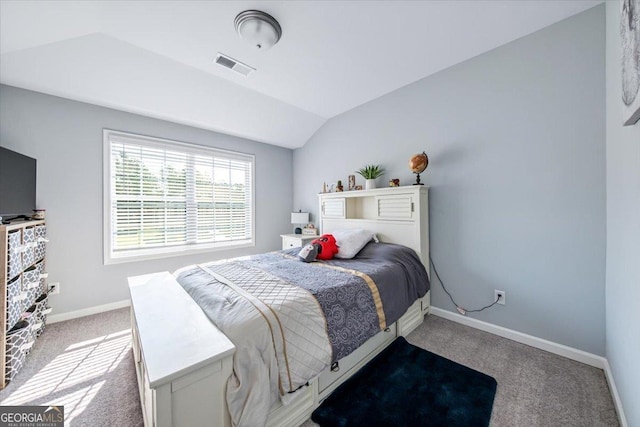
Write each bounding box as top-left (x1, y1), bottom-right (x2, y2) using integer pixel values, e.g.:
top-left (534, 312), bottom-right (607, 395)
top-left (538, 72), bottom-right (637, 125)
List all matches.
top-left (103, 130), bottom-right (254, 264)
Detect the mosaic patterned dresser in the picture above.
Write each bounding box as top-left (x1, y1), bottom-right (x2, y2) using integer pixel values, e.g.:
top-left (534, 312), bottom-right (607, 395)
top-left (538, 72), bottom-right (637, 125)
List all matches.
top-left (1, 219), bottom-right (50, 389)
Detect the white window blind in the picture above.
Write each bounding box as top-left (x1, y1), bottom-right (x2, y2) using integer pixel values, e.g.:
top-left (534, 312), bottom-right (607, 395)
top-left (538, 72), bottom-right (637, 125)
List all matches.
top-left (103, 130), bottom-right (254, 264)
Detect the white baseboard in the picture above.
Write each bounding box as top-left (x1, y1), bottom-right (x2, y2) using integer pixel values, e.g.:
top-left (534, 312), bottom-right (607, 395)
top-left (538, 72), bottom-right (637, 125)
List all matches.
top-left (48, 299), bottom-right (131, 324)
top-left (603, 359), bottom-right (629, 427)
top-left (429, 307), bottom-right (606, 369)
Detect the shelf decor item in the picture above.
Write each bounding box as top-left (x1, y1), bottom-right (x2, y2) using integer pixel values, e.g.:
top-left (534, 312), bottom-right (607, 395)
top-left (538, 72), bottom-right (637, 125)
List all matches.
top-left (356, 164), bottom-right (385, 190)
top-left (409, 151), bottom-right (429, 185)
top-left (31, 209), bottom-right (46, 220)
top-left (302, 223), bottom-right (319, 236)
top-left (348, 175), bottom-right (356, 191)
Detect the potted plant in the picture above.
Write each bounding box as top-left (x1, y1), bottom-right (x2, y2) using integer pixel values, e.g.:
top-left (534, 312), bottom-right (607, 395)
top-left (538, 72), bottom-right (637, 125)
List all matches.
top-left (356, 164), bottom-right (385, 190)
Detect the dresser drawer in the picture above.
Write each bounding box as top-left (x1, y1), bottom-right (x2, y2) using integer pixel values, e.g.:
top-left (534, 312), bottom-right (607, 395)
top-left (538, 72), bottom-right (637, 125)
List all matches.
top-left (34, 224), bottom-right (47, 261)
top-left (7, 230), bottom-right (23, 281)
top-left (6, 276), bottom-right (22, 331)
top-left (22, 227), bottom-right (36, 267)
top-left (282, 236), bottom-right (301, 249)
top-left (281, 235), bottom-right (315, 250)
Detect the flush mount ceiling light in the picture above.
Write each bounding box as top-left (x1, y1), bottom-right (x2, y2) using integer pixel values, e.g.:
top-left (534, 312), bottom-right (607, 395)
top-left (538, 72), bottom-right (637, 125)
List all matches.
top-left (234, 10), bottom-right (282, 50)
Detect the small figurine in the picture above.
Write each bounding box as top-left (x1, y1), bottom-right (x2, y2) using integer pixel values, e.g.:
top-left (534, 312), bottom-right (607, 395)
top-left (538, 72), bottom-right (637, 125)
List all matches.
top-left (298, 243), bottom-right (320, 262)
top-left (336, 180), bottom-right (344, 192)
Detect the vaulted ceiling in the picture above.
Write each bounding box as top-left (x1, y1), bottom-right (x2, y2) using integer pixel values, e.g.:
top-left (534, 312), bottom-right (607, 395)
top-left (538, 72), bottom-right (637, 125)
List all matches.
top-left (0, 1), bottom-right (601, 148)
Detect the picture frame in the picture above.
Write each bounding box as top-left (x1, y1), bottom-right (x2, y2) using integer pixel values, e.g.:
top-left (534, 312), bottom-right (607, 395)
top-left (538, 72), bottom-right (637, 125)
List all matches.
top-left (621, 0), bottom-right (640, 126)
top-left (302, 224), bottom-right (318, 236)
top-left (348, 175), bottom-right (356, 191)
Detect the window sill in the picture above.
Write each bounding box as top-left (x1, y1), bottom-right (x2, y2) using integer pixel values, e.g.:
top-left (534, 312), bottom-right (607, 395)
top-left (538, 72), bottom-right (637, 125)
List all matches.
top-left (104, 240), bottom-right (255, 265)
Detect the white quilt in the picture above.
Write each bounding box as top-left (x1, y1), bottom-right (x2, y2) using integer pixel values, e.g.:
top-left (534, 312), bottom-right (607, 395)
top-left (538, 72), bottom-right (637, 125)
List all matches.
top-left (192, 263), bottom-right (332, 427)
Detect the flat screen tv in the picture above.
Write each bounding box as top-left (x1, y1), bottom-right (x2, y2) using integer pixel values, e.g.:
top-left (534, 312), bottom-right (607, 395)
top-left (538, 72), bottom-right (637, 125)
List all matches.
top-left (0, 146), bottom-right (37, 221)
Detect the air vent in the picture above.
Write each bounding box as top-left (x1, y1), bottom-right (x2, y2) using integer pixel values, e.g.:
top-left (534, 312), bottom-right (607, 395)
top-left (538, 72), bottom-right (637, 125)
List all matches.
top-left (214, 53), bottom-right (255, 76)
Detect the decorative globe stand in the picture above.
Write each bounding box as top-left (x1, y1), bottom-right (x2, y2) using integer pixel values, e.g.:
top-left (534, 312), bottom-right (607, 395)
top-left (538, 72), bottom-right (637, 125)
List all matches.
top-left (409, 151), bottom-right (429, 186)
top-left (413, 172), bottom-right (424, 185)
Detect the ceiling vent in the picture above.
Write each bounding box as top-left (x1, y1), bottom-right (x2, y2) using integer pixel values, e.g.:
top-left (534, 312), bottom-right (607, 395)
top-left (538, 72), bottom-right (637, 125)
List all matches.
top-left (214, 53), bottom-right (255, 76)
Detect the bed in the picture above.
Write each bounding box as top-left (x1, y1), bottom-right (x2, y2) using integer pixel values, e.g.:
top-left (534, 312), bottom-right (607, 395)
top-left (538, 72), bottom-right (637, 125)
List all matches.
top-left (129, 186), bottom-right (430, 427)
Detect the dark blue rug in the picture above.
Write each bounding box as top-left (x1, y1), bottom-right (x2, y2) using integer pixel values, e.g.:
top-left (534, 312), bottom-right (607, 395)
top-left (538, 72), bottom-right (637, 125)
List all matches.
top-left (311, 337), bottom-right (497, 427)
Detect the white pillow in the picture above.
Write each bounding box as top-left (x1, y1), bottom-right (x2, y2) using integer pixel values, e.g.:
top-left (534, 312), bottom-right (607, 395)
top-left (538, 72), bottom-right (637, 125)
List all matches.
top-left (332, 229), bottom-right (376, 259)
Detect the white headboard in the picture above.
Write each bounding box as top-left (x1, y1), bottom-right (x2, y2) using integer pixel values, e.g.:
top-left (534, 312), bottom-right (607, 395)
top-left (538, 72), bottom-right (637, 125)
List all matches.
top-left (318, 186), bottom-right (429, 268)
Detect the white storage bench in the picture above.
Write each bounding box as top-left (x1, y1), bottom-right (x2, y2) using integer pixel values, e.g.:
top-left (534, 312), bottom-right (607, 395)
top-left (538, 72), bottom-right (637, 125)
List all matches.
top-left (129, 272), bottom-right (235, 427)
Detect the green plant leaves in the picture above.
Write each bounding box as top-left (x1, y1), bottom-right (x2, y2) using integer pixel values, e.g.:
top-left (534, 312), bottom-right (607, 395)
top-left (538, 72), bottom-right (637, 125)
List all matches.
top-left (355, 164), bottom-right (385, 179)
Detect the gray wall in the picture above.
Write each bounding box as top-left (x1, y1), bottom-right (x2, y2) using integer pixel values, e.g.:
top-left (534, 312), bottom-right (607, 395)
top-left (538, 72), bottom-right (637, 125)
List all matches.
top-left (605, 1), bottom-right (640, 425)
top-left (294, 7), bottom-right (606, 355)
top-left (0, 84), bottom-right (293, 315)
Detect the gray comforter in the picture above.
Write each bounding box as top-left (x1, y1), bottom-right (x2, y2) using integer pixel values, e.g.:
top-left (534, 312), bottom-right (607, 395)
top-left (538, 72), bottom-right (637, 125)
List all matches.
top-left (250, 242), bottom-right (430, 361)
top-left (175, 242), bottom-right (429, 426)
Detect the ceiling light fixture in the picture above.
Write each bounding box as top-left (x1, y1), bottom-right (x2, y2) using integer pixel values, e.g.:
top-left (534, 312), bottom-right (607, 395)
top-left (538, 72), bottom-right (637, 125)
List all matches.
top-left (234, 10), bottom-right (282, 50)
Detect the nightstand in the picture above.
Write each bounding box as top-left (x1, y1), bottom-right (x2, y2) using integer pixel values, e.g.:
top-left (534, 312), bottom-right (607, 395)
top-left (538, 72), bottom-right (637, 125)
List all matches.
top-left (281, 234), bottom-right (316, 250)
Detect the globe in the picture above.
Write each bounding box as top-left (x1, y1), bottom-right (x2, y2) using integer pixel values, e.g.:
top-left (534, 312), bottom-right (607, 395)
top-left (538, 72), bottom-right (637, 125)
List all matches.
top-left (409, 152), bottom-right (428, 173)
top-left (409, 152), bottom-right (428, 185)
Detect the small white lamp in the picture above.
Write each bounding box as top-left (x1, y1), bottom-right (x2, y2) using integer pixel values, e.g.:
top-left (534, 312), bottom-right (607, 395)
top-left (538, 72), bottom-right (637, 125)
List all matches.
top-left (291, 211), bottom-right (309, 235)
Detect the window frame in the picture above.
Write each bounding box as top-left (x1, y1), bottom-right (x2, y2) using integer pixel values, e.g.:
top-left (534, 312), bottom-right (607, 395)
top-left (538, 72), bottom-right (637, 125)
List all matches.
top-left (103, 129), bottom-right (255, 265)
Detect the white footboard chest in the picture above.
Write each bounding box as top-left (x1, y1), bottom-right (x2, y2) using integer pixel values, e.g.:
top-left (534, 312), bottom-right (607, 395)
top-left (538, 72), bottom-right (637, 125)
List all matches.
top-left (129, 272), bottom-right (235, 427)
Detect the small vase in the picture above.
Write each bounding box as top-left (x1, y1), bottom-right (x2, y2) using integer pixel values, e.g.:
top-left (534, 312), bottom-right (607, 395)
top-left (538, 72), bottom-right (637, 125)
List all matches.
top-left (365, 179), bottom-right (376, 190)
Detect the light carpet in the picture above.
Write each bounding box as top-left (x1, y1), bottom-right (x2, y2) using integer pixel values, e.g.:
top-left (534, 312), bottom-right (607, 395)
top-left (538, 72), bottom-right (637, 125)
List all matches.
top-left (0, 308), bottom-right (142, 427)
top-left (1, 309), bottom-right (618, 426)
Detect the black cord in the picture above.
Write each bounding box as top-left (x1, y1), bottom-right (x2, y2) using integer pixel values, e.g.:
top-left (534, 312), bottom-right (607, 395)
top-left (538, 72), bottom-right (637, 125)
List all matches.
top-left (464, 299), bottom-right (501, 313)
top-left (429, 254), bottom-right (501, 314)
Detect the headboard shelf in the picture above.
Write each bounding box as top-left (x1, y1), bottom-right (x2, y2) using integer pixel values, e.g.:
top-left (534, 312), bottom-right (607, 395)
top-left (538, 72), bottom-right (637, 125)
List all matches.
top-left (318, 185), bottom-right (422, 199)
top-left (318, 186), bottom-right (429, 270)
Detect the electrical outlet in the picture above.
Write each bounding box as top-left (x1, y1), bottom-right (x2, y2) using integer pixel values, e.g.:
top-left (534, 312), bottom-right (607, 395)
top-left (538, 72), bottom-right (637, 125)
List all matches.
top-left (494, 290), bottom-right (505, 305)
top-left (49, 282), bottom-right (60, 295)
